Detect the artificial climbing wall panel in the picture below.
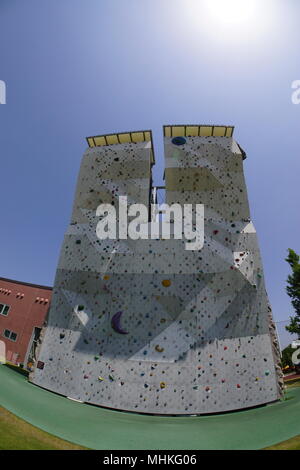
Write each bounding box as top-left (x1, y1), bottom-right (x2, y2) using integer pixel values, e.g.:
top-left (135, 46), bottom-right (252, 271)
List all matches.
top-left (31, 129), bottom-right (283, 415)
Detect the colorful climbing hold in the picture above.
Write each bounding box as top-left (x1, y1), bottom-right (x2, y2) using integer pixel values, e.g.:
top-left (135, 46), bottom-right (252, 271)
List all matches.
top-left (162, 280), bottom-right (171, 287)
top-left (111, 311), bottom-right (128, 335)
top-left (171, 136), bottom-right (186, 146)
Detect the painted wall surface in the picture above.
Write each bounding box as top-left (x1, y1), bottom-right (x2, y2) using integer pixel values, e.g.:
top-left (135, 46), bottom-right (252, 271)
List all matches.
top-left (0, 278), bottom-right (51, 365)
top-left (31, 130), bottom-right (283, 414)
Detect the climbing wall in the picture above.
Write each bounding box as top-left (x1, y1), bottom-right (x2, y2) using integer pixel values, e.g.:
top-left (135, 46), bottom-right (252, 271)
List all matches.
top-left (31, 126), bottom-right (283, 415)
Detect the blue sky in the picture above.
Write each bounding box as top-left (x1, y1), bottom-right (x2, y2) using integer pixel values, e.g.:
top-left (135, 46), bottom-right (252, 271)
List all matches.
top-left (0, 0), bottom-right (299, 346)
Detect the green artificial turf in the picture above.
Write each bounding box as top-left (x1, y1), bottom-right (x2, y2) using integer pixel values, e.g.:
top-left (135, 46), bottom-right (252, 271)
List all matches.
top-left (0, 364), bottom-right (300, 450)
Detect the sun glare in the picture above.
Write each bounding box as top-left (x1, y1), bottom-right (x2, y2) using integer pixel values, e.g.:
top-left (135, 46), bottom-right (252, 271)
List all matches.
top-left (204, 0), bottom-right (258, 25)
top-left (183, 0), bottom-right (277, 47)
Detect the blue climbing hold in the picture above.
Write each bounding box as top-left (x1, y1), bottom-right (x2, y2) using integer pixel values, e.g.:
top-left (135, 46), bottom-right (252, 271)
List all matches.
top-left (172, 136), bottom-right (186, 146)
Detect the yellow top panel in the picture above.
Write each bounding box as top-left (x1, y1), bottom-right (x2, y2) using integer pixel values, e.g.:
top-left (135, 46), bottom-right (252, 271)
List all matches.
top-left (163, 124), bottom-right (234, 138)
top-left (86, 130), bottom-right (155, 163)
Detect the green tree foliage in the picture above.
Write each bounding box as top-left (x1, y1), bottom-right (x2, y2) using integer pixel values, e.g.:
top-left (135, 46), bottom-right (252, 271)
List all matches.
top-left (285, 249), bottom-right (300, 338)
top-left (281, 344), bottom-right (295, 368)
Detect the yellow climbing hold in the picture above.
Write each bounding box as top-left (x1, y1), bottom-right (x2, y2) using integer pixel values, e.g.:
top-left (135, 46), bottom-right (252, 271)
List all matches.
top-left (162, 280), bottom-right (171, 287)
top-left (103, 275), bottom-right (110, 280)
top-left (160, 381), bottom-right (166, 389)
top-left (98, 376), bottom-right (104, 381)
top-left (155, 345), bottom-right (164, 353)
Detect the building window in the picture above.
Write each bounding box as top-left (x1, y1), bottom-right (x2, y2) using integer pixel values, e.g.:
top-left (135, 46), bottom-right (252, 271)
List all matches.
top-left (3, 329), bottom-right (17, 342)
top-left (0, 304), bottom-right (10, 316)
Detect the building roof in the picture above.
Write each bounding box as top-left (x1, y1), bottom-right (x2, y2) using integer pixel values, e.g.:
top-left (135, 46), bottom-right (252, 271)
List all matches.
top-left (0, 277), bottom-right (52, 291)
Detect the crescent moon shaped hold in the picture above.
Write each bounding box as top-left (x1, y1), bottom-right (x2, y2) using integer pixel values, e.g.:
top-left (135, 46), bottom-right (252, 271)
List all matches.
top-left (111, 311), bottom-right (128, 335)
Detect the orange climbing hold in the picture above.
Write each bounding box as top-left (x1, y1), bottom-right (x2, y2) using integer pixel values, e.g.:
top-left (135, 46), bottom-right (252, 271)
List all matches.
top-left (162, 280), bottom-right (171, 287)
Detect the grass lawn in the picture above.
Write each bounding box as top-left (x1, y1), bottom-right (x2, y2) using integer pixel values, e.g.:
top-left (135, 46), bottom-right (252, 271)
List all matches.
top-left (264, 434), bottom-right (300, 450)
top-left (285, 378), bottom-right (300, 389)
top-left (0, 406), bottom-right (87, 450)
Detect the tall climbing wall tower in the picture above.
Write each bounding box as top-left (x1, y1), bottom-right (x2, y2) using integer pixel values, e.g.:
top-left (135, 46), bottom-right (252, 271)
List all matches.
top-left (31, 125), bottom-right (283, 414)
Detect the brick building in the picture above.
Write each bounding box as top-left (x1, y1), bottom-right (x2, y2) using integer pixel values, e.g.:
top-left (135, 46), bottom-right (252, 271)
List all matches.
top-left (0, 277), bottom-right (52, 367)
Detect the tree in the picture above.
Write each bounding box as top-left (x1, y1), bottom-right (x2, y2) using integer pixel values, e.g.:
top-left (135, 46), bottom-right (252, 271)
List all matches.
top-left (285, 249), bottom-right (300, 338)
top-left (281, 344), bottom-right (295, 369)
